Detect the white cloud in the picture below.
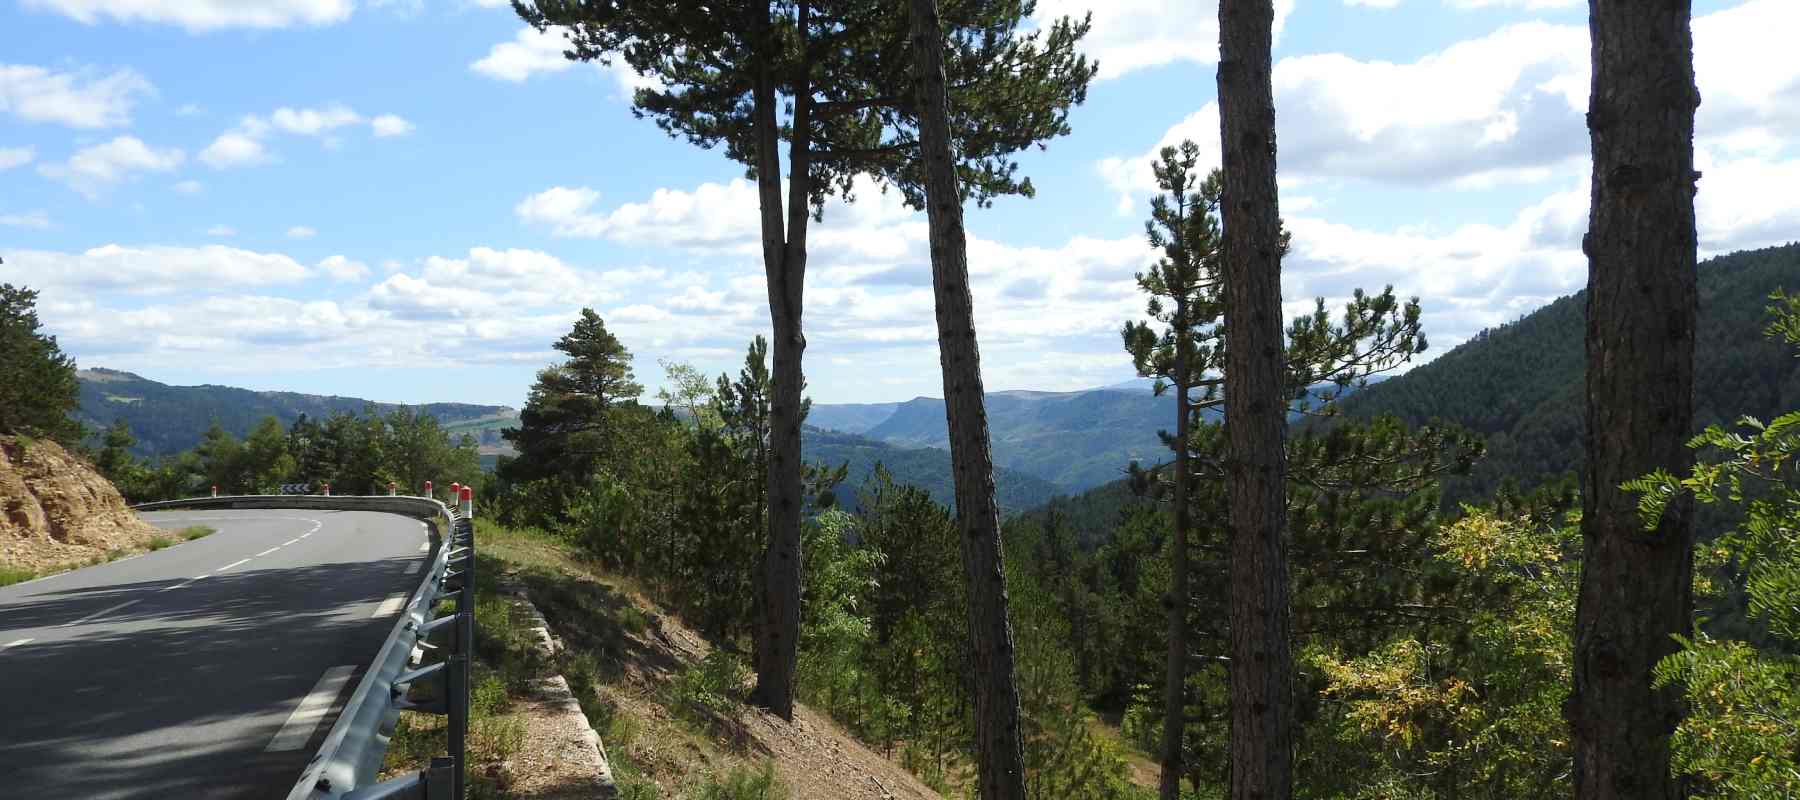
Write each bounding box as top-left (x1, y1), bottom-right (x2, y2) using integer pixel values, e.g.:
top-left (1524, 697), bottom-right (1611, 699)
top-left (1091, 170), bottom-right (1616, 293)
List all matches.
top-left (1100, 0), bottom-right (1800, 203)
top-left (0, 63), bottom-right (153, 128)
top-left (472, 26), bottom-right (660, 96)
top-left (371, 247), bottom-right (620, 320)
top-left (1448, 0), bottom-right (1579, 8)
top-left (0, 147), bottom-right (32, 170)
top-left (269, 104), bottom-right (361, 135)
top-left (207, 224), bottom-right (236, 237)
top-left (0, 211), bottom-right (51, 228)
top-left (516, 180), bottom-right (766, 249)
top-left (22, 0), bottom-right (354, 32)
top-left (1347, 0), bottom-right (1401, 7)
top-left (318, 255), bottom-right (370, 281)
top-left (199, 131), bottom-right (269, 168)
top-left (39, 136), bottom-right (185, 197)
top-left (370, 114), bottom-right (414, 137)
top-left (287, 225), bottom-right (318, 239)
top-left (200, 104), bottom-right (404, 169)
top-left (1032, 0), bottom-right (1296, 80)
top-left (173, 179), bottom-right (202, 194)
top-left (7, 244), bottom-right (311, 293)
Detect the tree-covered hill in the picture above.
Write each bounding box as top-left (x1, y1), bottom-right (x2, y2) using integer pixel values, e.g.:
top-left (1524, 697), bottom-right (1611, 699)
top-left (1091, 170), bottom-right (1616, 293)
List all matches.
top-left (802, 426), bottom-right (1062, 516)
top-left (1325, 242), bottom-right (1800, 505)
top-left (854, 388), bottom-right (1178, 491)
top-left (76, 368), bottom-right (513, 457)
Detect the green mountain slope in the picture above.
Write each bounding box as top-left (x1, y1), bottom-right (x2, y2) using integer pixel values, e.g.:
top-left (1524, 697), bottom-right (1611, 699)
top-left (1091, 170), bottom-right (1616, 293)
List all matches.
top-left (77, 369), bottom-right (513, 456)
top-left (1328, 242), bottom-right (1800, 505)
top-left (802, 426), bottom-right (1062, 516)
top-left (805, 402), bottom-right (902, 434)
top-left (858, 388), bottom-right (1177, 491)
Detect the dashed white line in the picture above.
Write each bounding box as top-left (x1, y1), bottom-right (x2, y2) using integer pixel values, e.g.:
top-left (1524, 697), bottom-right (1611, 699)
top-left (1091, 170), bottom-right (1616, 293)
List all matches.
top-left (216, 558), bottom-right (250, 573)
top-left (3, 638), bottom-right (33, 650)
top-left (282, 538), bottom-right (300, 547)
top-left (62, 599), bottom-right (141, 627)
top-left (265, 665), bottom-right (357, 752)
top-left (403, 561), bottom-right (423, 576)
top-left (256, 547), bottom-right (280, 557)
top-left (158, 576), bottom-right (204, 593)
top-left (371, 593), bottom-right (408, 618)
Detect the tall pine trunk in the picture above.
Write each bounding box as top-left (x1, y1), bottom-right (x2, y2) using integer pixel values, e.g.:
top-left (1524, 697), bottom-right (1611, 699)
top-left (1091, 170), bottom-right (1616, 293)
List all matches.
top-left (909, 1), bottom-right (1027, 797)
top-left (751, 0), bottom-right (812, 721)
top-left (1569, 1), bottom-right (1699, 796)
top-left (1160, 356), bottom-right (1193, 800)
top-left (1217, 1), bottom-right (1293, 798)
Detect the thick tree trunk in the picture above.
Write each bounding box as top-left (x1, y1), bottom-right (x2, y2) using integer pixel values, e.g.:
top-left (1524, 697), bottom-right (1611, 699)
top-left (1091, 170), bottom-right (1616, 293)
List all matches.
top-left (1160, 365), bottom-right (1193, 800)
top-left (1569, 2), bottom-right (1699, 797)
top-left (1217, 1), bottom-right (1292, 799)
top-left (908, 1), bottom-right (1027, 797)
top-left (751, 0), bottom-right (811, 721)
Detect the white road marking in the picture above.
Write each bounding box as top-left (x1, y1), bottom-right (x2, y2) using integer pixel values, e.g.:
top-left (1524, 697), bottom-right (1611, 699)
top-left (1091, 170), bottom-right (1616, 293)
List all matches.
top-left (216, 558), bottom-right (250, 572)
top-left (371, 593), bottom-right (408, 618)
top-left (299, 533), bottom-right (312, 540)
top-left (403, 561), bottom-right (423, 576)
top-left (3, 638), bottom-right (32, 650)
top-left (256, 547), bottom-right (280, 557)
top-left (62, 599), bottom-right (141, 627)
top-left (265, 666), bottom-right (357, 752)
top-left (158, 576), bottom-right (203, 593)
top-left (418, 541), bottom-right (430, 553)
top-left (282, 538), bottom-right (300, 546)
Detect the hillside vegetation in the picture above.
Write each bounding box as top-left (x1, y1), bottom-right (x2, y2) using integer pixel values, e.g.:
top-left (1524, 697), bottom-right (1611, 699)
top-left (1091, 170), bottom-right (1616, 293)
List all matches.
top-left (76, 368), bottom-right (511, 457)
top-left (1326, 242), bottom-right (1800, 505)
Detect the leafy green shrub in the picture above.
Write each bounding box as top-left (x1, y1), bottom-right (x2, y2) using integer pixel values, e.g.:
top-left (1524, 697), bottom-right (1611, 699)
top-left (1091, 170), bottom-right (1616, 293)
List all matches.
top-left (0, 566), bottom-right (37, 587)
top-left (180, 525), bottom-right (215, 541)
top-left (671, 650), bottom-right (750, 723)
top-left (691, 761), bottom-right (786, 800)
top-left (147, 536), bottom-right (174, 551)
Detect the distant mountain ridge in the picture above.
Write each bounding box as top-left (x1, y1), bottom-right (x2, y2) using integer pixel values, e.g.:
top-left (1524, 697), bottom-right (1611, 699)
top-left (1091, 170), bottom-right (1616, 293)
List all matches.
top-left (76, 368), bottom-right (514, 457)
top-left (811, 386), bottom-right (1177, 492)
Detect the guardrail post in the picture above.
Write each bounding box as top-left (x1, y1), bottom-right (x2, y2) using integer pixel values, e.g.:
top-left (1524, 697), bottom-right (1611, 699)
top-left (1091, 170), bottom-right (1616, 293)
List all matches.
top-left (424, 480), bottom-right (432, 499)
top-left (211, 485), bottom-right (218, 498)
top-left (449, 514), bottom-right (474, 800)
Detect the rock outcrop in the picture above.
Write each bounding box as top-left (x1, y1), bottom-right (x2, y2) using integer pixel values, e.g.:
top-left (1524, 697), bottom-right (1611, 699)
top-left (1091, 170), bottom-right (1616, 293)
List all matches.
top-left (1, 436), bottom-right (163, 574)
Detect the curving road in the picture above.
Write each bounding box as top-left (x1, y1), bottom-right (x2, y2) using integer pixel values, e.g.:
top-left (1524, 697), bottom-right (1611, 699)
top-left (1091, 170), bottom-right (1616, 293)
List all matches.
top-left (0, 509), bottom-right (434, 799)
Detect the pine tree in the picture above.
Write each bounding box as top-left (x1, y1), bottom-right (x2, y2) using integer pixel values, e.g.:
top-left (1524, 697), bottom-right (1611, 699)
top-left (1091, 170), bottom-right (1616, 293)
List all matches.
top-left (502, 309), bottom-right (644, 484)
top-left (1569, 2), bottom-right (1702, 796)
top-left (512, 0), bottom-right (1093, 719)
top-left (0, 284), bottom-right (81, 444)
top-left (95, 419), bottom-right (141, 491)
top-left (1121, 141), bottom-right (1222, 800)
top-left (1216, 0), bottom-right (1293, 793)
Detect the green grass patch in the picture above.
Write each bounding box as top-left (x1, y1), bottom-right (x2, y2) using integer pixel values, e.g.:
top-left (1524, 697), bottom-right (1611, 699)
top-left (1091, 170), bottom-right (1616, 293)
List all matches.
top-left (179, 525), bottom-right (215, 541)
top-left (691, 761), bottom-right (787, 800)
top-left (0, 566), bottom-right (39, 587)
top-left (147, 536), bottom-right (175, 551)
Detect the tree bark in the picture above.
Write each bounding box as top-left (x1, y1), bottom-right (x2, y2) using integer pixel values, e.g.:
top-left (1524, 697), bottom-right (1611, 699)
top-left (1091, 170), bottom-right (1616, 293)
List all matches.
top-left (1160, 262), bottom-right (1195, 800)
top-left (1570, 1), bottom-right (1699, 797)
top-left (751, 0), bottom-right (811, 721)
top-left (908, 1), bottom-right (1027, 797)
top-left (1217, 1), bottom-right (1293, 799)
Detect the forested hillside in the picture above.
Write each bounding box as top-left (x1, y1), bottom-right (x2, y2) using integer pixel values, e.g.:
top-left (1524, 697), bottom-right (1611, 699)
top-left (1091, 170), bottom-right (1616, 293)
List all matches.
top-left (76, 368), bottom-right (512, 457)
top-left (1326, 243), bottom-right (1800, 505)
top-left (801, 427), bottom-right (1061, 515)
top-left (857, 388), bottom-right (1178, 490)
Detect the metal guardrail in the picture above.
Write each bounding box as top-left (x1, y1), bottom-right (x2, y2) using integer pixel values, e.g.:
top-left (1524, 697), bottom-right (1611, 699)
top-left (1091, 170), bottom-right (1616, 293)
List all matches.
top-left (131, 493), bottom-right (476, 800)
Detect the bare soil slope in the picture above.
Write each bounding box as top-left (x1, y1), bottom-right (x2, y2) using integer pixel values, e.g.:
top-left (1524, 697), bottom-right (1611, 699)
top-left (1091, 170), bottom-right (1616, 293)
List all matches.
top-left (0, 435), bottom-right (163, 574)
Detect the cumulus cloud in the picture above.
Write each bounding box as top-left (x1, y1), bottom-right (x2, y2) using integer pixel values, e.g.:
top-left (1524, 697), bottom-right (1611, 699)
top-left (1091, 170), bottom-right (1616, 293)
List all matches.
top-left (0, 147), bottom-right (31, 170)
top-left (21, 0), bottom-right (354, 32)
top-left (6, 244), bottom-right (311, 293)
top-left (471, 26), bottom-right (660, 96)
top-left (0, 63), bottom-right (153, 128)
top-left (1032, 0), bottom-right (1295, 80)
top-left (318, 255), bottom-right (370, 281)
top-left (1100, 0), bottom-right (1800, 204)
top-left (39, 136), bottom-right (185, 197)
top-left (200, 104), bottom-right (405, 169)
top-left (370, 114), bottom-right (414, 137)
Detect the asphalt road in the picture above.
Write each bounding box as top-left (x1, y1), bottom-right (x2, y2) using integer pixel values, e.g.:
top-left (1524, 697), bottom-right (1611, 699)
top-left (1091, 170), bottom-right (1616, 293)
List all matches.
top-left (0, 509), bottom-right (435, 799)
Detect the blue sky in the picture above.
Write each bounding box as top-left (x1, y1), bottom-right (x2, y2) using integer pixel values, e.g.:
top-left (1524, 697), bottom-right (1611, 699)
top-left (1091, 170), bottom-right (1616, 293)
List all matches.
top-left (3, 0), bottom-right (1796, 407)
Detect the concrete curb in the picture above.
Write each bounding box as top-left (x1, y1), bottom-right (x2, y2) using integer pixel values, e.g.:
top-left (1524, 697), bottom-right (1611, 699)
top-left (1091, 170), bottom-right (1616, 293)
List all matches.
top-left (501, 576), bottom-right (618, 798)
